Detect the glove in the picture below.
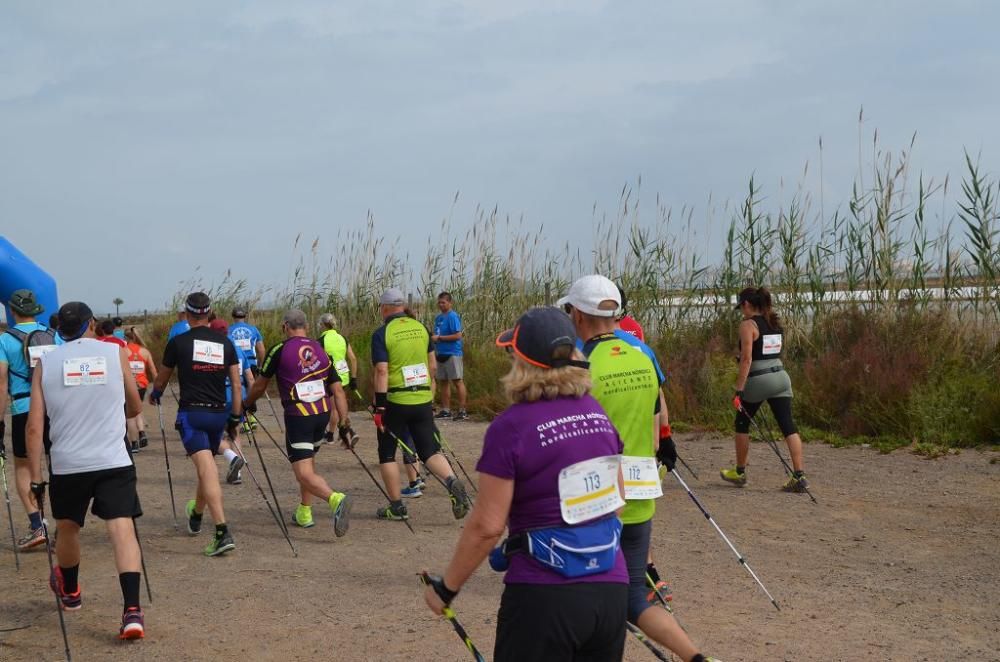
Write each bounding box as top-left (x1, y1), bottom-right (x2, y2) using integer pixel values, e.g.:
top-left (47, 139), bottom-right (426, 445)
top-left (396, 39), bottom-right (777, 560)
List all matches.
top-left (348, 377), bottom-right (358, 391)
top-left (225, 414), bottom-right (241, 440)
top-left (372, 407), bottom-right (386, 431)
top-left (149, 388), bottom-right (163, 406)
top-left (656, 430), bottom-right (677, 472)
top-left (245, 401), bottom-right (258, 415)
top-left (0, 420), bottom-right (5, 443)
top-left (30, 481), bottom-right (47, 503)
top-left (732, 390), bottom-right (743, 411)
top-left (421, 572), bottom-right (458, 606)
top-left (338, 425), bottom-right (358, 450)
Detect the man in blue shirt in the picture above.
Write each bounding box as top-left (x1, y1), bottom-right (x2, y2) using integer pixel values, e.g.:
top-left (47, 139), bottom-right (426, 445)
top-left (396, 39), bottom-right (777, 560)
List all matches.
top-left (0, 289), bottom-right (61, 550)
top-left (431, 292), bottom-right (467, 421)
top-left (112, 316), bottom-right (127, 341)
top-left (228, 307), bottom-right (265, 383)
top-left (166, 309), bottom-right (190, 341)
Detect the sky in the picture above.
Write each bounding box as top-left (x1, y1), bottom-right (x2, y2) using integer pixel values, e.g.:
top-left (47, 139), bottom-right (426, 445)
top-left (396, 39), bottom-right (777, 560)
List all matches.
top-left (2, 1), bottom-right (999, 313)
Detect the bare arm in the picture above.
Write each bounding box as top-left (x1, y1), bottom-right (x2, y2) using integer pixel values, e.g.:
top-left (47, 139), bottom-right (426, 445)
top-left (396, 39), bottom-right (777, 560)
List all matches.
top-left (734, 320), bottom-right (756, 392)
top-left (330, 382), bottom-right (349, 422)
top-left (141, 347), bottom-right (158, 382)
top-left (120, 347), bottom-right (143, 418)
top-left (26, 364), bottom-right (46, 483)
top-left (246, 374), bottom-right (269, 409)
top-left (346, 345), bottom-right (358, 378)
top-left (152, 365), bottom-right (173, 395)
top-left (229, 363), bottom-right (243, 414)
top-left (427, 352), bottom-right (437, 398)
top-left (254, 341), bottom-right (265, 367)
top-left (373, 362), bottom-right (388, 394)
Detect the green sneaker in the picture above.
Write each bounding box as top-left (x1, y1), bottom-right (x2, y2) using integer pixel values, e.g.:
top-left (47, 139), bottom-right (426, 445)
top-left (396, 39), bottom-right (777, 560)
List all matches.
top-left (293, 503), bottom-right (315, 528)
top-left (204, 528), bottom-right (235, 557)
top-left (186, 499), bottom-right (203, 535)
top-left (328, 492), bottom-right (352, 537)
top-left (720, 467), bottom-right (747, 486)
top-left (781, 473), bottom-right (809, 493)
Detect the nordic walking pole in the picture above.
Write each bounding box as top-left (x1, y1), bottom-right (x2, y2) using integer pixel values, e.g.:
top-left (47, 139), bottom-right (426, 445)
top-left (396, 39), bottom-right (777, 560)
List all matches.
top-left (230, 437), bottom-right (297, 556)
top-left (0, 454), bottom-right (20, 571)
top-left (744, 406), bottom-right (818, 504)
top-left (668, 468), bottom-right (781, 611)
top-left (252, 419), bottom-right (289, 461)
top-left (645, 572), bottom-right (688, 634)
top-left (33, 484), bottom-right (72, 661)
top-left (626, 622), bottom-right (673, 661)
top-left (434, 431), bottom-right (478, 493)
top-left (675, 451), bottom-right (699, 481)
top-left (419, 573), bottom-right (487, 662)
top-left (263, 391), bottom-right (284, 433)
top-left (155, 405), bottom-right (179, 530)
top-left (244, 426), bottom-right (290, 537)
top-left (346, 442), bottom-right (415, 535)
top-left (132, 519), bottom-right (153, 603)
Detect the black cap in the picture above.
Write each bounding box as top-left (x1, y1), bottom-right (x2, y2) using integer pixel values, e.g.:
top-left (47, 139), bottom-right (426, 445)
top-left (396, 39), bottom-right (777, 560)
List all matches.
top-left (9, 289), bottom-right (44, 316)
top-left (734, 287), bottom-right (756, 310)
top-left (185, 292), bottom-right (211, 315)
top-left (232, 307), bottom-right (247, 319)
top-left (57, 302), bottom-right (93, 340)
top-left (495, 306), bottom-right (589, 369)
top-left (112, 316), bottom-right (123, 326)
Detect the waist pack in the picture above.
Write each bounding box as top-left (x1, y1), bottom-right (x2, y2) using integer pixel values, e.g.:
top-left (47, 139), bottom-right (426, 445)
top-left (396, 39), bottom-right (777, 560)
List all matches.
top-left (491, 516), bottom-right (622, 578)
top-left (435, 354), bottom-right (452, 363)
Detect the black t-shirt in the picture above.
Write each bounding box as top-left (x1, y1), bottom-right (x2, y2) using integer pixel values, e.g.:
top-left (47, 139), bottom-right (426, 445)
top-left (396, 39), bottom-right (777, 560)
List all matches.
top-left (163, 326), bottom-right (239, 411)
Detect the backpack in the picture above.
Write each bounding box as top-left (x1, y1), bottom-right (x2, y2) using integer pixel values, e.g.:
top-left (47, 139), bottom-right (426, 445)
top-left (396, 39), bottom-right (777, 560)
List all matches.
top-left (4, 326), bottom-right (58, 397)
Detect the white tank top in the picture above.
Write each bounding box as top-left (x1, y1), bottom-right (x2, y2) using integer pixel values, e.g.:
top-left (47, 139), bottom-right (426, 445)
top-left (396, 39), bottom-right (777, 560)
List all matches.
top-left (39, 338), bottom-right (131, 475)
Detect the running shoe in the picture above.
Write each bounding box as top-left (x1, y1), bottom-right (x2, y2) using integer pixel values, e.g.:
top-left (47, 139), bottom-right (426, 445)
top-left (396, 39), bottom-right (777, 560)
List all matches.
top-left (49, 566), bottom-right (82, 611)
top-left (412, 477), bottom-right (427, 490)
top-left (293, 503), bottom-right (315, 528)
top-left (375, 504), bottom-right (409, 521)
top-left (447, 478), bottom-right (470, 520)
top-left (434, 409), bottom-right (452, 420)
top-left (226, 455), bottom-right (245, 485)
top-left (204, 529), bottom-right (235, 557)
top-left (186, 499), bottom-right (203, 536)
top-left (138, 432), bottom-right (149, 449)
top-left (130, 440), bottom-right (140, 454)
top-left (322, 430), bottom-right (335, 445)
top-left (16, 526), bottom-right (46, 551)
top-left (647, 580), bottom-right (673, 604)
top-left (452, 410), bottom-right (469, 421)
top-left (119, 607), bottom-right (145, 640)
top-left (720, 467), bottom-right (747, 486)
top-left (781, 474), bottom-right (810, 493)
top-left (329, 492), bottom-right (352, 537)
top-left (247, 413), bottom-right (260, 430)
top-left (400, 485), bottom-right (423, 498)
top-left (338, 426), bottom-right (360, 449)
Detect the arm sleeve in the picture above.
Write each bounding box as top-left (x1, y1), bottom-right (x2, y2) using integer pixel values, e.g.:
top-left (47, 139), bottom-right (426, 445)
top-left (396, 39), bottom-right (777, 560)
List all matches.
top-left (475, 416), bottom-right (519, 479)
top-left (162, 338), bottom-right (177, 369)
top-left (260, 342), bottom-right (283, 378)
top-left (371, 327), bottom-right (388, 364)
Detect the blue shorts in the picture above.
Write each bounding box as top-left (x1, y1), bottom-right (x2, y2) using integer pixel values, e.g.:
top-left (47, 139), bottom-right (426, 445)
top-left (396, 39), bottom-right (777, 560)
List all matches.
top-left (176, 410), bottom-right (228, 456)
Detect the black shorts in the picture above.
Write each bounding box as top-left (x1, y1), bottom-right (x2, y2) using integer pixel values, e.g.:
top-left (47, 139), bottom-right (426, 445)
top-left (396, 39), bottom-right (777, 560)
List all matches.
top-left (495, 583), bottom-right (628, 662)
top-left (376, 403), bottom-right (440, 464)
top-left (10, 412), bottom-right (52, 459)
top-left (138, 387), bottom-right (147, 402)
top-left (735, 397), bottom-right (798, 436)
top-left (285, 411), bottom-right (331, 463)
top-left (50, 465), bottom-right (142, 527)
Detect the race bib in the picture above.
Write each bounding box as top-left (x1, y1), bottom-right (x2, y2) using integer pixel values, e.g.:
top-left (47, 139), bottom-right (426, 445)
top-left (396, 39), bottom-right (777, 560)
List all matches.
top-left (234, 337), bottom-right (252, 351)
top-left (334, 359), bottom-right (349, 375)
top-left (557, 455), bottom-right (624, 525)
top-left (294, 379), bottom-right (326, 403)
top-left (193, 339), bottom-right (225, 365)
top-left (129, 360), bottom-right (145, 375)
top-left (761, 334), bottom-right (782, 355)
top-left (621, 456), bottom-right (663, 500)
top-left (401, 363), bottom-right (429, 388)
top-left (28, 345), bottom-right (56, 368)
top-left (63, 356), bottom-right (108, 386)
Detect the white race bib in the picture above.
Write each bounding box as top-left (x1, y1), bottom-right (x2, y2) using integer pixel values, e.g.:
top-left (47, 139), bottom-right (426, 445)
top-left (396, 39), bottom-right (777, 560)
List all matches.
top-left (193, 339), bottom-right (225, 365)
top-left (63, 356), bottom-right (108, 386)
top-left (401, 363), bottom-right (429, 388)
top-left (295, 379), bottom-right (326, 403)
top-left (621, 456), bottom-right (663, 500)
top-left (234, 337), bottom-right (252, 351)
top-left (28, 345), bottom-right (56, 368)
top-left (557, 455), bottom-right (624, 525)
top-left (129, 360), bottom-right (145, 375)
top-left (761, 334), bottom-right (782, 355)
top-left (334, 359), bottom-right (349, 375)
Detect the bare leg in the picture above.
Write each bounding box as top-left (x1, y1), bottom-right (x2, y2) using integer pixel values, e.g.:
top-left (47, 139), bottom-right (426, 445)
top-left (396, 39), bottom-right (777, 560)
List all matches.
top-left (13, 457), bottom-right (39, 520)
top-left (106, 518), bottom-right (141, 573)
top-left (454, 379), bottom-right (467, 410)
top-left (190, 450), bottom-right (225, 524)
top-left (735, 433), bottom-right (750, 467)
top-left (438, 379), bottom-right (451, 410)
top-left (291, 458), bottom-right (334, 505)
top-left (636, 607), bottom-right (700, 661)
top-left (54, 519), bottom-right (81, 568)
top-left (785, 433), bottom-right (805, 472)
top-left (378, 462), bottom-right (402, 501)
top-left (404, 462), bottom-right (419, 483)
top-left (424, 453), bottom-right (455, 482)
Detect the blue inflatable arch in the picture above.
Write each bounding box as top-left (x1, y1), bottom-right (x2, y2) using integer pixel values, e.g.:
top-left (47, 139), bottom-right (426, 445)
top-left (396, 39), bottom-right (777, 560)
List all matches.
top-left (0, 236), bottom-right (59, 326)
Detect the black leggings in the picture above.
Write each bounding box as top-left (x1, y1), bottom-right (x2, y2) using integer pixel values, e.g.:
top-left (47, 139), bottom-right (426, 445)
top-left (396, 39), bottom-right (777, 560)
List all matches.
top-left (735, 397), bottom-right (798, 436)
top-left (376, 403), bottom-right (441, 464)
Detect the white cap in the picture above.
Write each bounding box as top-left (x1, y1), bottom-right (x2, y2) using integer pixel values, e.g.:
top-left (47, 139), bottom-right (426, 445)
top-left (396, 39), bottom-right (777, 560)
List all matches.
top-left (556, 275), bottom-right (621, 317)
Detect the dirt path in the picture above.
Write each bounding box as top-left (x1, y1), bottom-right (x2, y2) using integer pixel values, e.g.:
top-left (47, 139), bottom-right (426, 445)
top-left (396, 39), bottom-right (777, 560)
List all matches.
top-left (1, 401), bottom-right (998, 661)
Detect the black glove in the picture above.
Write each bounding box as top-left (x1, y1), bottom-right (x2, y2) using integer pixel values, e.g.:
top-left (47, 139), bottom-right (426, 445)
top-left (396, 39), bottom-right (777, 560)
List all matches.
top-left (338, 425), bottom-right (358, 450)
top-left (422, 572), bottom-right (458, 606)
top-left (30, 481), bottom-right (47, 503)
top-left (0, 420), bottom-right (5, 444)
top-left (225, 414), bottom-right (241, 440)
top-left (348, 377), bottom-right (358, 391)
top-left (656, 434), bottom-right (677, 472)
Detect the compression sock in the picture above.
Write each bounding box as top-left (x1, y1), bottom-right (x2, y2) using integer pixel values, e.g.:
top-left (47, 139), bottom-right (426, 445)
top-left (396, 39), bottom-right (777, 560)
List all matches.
top-left (736, 465), bottom-right (746, 475)
top-left (119, 572), bottom-right (141, 609)
top-left (223, 448), bottom-right (238, 463)
top-left (647, 562), bottom-right (662, 584)
top-left (28, 511), bottom-right (42, 530)
top-left (62, 564), bottom-right (80, 594)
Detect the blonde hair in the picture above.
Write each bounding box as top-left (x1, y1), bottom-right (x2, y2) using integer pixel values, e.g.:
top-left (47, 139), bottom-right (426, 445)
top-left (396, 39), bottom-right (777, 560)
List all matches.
top-left (126, 326), bottom-right (147, 348)
top-left (501, 351), bottom-right (591, 403)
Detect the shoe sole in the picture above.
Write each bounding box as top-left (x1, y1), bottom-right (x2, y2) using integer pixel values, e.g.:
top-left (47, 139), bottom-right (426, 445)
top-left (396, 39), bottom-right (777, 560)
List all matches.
top-left (719, 471), bottom-right (746, 487)
top-left (120, 625), bottom-right (144, 640)
top-left (293, 511), bottom-right (316, 528)
top-left (376, 509), bottom-right (409, 521)
top-left (333, 495), bottom-right (352, 537)
top-left (401, 491), bottom-right (422, 499)
top-left (205, 542), bottom-right (236, 557)
top-left (226, 456), bottom-right (246, 484)
top-left (448, 481), bottom-right (470, 519)
top-left (18, 537), bottom-right (47, 551)
top-left (59, 600), bottom-right (83, 612)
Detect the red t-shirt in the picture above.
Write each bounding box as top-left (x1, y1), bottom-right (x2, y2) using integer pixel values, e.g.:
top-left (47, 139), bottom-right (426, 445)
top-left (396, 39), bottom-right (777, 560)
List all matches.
top-left (99, 336), bottom-right (128, 348)
top-left (617, 315), bottom-right (645, 342)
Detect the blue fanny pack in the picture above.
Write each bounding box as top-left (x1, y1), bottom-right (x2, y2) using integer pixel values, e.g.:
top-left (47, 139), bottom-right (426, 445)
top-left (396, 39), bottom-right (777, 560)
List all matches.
top-left (491, 516), bottom-right (622, 578)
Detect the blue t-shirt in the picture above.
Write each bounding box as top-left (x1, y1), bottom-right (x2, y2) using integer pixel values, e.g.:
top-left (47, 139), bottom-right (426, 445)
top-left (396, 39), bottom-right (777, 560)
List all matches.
top-left (1, 322), bottom-right (63, 415)
top-left (433, 310), bottom-right (463, 356)
top-left (228, 321), bottom-right (263, 367)
top-left (167, 320), bottom-right (190, 341)
top-left (574, 330), bottom-right (665, 384)
top-left (113, 329), bottom-right (126, 341)
top-left (224, 337), bottom-right (248, 409)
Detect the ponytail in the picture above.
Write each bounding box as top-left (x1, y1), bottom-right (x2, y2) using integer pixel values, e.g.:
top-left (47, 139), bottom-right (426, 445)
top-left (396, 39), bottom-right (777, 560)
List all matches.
top-left (756, 287), bottom-right (782, 332)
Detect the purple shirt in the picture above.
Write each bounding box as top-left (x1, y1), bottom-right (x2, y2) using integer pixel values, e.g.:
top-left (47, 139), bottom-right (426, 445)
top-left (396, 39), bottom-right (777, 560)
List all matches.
top-left (260, 336), bottom-right (340, 417)
top-left (477, 394), bottom-right (628, 585)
